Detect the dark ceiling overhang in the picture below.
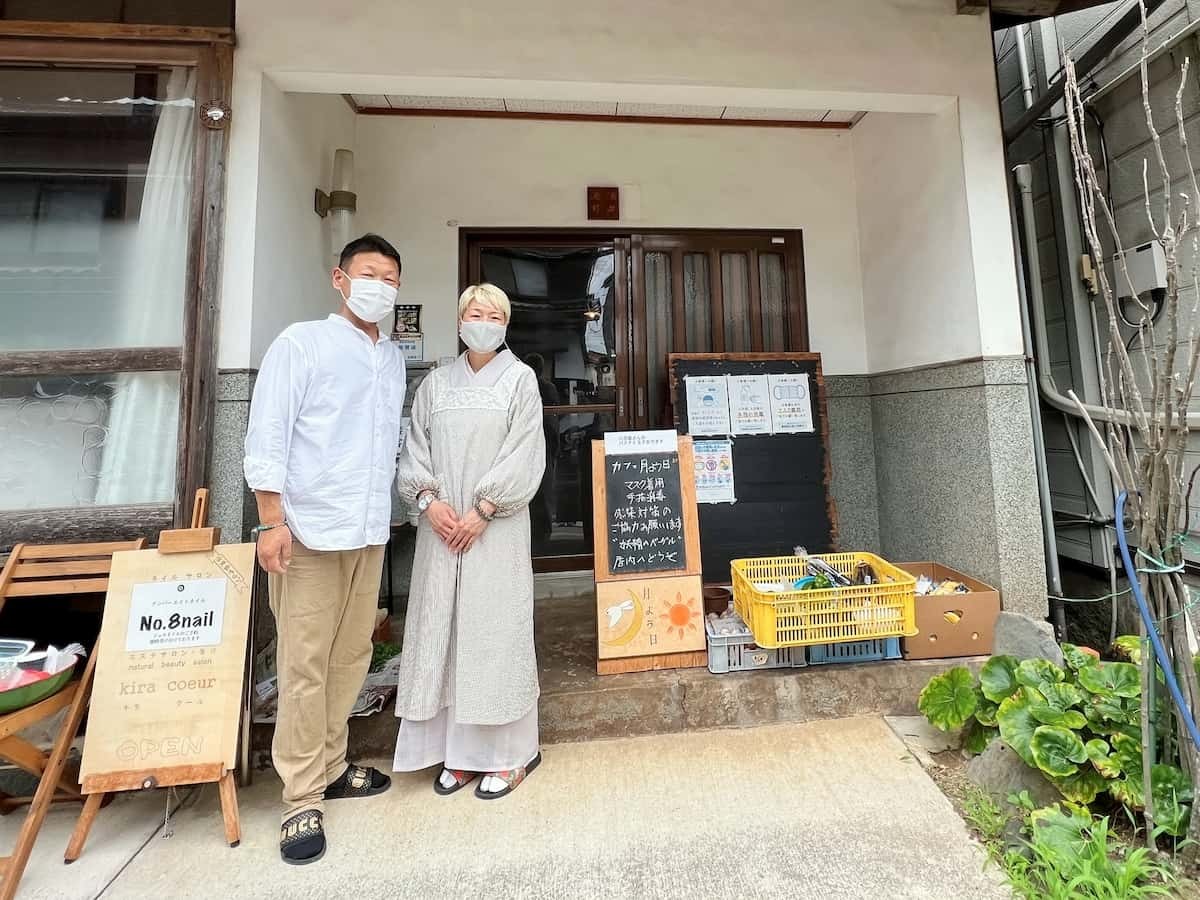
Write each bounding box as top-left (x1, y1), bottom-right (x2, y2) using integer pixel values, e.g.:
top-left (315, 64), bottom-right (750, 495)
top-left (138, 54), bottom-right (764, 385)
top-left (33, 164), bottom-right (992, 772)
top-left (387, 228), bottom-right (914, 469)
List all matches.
top-left (958, 0), bottom-right (1134, 29)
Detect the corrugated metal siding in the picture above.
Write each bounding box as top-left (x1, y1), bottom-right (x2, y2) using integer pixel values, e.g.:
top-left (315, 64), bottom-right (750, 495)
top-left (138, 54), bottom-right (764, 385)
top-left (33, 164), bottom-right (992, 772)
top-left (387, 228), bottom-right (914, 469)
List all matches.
top-left (998, 21), bottom-right (1108, 564)
top-left (1004, 0), bottom-right (1200, 563)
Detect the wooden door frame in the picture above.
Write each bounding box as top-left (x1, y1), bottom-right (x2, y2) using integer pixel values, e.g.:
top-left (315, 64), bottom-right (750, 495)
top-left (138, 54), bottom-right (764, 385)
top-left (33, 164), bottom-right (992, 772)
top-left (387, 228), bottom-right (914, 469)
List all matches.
top-left (460, 227), bottom-right (810, 424)
top-left (0, 27), bottom-right (234, 548)
top-left (461, 233), bottom-right (628, 572)
top-left (459, 227), bottom-right (810, 572)
top-left (460, 227), bottom-right (809, 350)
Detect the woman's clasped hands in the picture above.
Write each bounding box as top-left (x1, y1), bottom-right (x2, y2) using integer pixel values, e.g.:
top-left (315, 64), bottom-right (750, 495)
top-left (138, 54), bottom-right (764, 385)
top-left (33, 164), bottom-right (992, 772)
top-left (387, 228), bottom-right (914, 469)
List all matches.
top-left (426, 499), bottom-right (494, 554)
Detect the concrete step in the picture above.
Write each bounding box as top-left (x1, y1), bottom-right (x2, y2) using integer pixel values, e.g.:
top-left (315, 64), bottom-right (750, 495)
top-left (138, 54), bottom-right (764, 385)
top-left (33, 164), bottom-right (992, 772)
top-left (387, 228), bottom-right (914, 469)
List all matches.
top-left (336, 594), bottom-right (977, 759)
top-left (346, 653), bottom-right (976, 759)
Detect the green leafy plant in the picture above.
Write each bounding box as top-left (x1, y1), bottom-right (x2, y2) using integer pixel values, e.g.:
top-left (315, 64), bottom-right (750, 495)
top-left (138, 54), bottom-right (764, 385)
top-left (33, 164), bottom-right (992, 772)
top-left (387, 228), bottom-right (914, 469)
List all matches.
top-left (1111, 636), bottom-right (1143, 665)
top-left (962, 785), bottom-right (1010, 847)
top-left (1030, 726), bottom-right (1088, 778)
top-left (919, 643), bottom-right (1194, 836)
top-left (369, 641), bottom-right (403, 673)
top-left (1003, 806), bottom-right (1176, 899)
top-left (1150, 765), bottom-right (1194, 839)
top-left (917, 666), bottom-right (977, 731)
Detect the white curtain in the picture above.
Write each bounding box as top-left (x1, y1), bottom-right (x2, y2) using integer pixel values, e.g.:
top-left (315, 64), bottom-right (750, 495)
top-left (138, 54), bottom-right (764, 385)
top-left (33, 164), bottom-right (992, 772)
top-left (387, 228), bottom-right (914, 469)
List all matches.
top-left (95, 68), bottom-right (196, 505)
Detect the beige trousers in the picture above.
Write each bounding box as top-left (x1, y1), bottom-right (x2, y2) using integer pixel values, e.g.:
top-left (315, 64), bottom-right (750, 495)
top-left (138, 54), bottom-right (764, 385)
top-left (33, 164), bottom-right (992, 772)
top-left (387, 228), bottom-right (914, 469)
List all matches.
top-left (268, 541), bottom-right (385, 820)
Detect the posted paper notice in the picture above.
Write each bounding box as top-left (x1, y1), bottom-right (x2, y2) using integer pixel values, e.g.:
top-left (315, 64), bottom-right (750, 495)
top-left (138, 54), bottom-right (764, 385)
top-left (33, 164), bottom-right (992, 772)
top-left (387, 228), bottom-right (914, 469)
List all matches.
top-left (767, 373), bottom-right (815, 433)
top-left (604, 429), bottom-right (679, 456)
top-left (694, 439), bottom-right (736, 504)
top-left (685, 375), bottom-right (732, 436)
top-left (727, 374), bottom-right (772, 435)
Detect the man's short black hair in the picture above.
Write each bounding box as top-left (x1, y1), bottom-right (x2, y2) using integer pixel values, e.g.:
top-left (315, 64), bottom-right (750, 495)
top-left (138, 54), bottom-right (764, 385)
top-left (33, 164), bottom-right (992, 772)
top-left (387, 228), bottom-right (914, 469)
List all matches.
top-left (339, 233), bottom-right (402, 274)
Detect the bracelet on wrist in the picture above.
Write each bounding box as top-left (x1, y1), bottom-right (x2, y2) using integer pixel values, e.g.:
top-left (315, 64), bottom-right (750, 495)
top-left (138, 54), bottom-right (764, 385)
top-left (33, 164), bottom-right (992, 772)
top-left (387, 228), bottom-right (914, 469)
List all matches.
top-left (252, 521), bottom-right (287, 535)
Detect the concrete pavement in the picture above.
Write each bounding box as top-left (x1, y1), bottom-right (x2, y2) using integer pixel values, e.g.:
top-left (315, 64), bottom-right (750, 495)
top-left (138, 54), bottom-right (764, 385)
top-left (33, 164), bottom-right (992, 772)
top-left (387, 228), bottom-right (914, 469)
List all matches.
top-left (5, 717), bottom-right (1008, 899)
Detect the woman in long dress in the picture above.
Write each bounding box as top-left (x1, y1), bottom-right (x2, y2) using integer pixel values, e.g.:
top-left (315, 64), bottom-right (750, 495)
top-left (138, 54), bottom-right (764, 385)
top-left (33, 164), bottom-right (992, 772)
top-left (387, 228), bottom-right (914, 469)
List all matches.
top-left (393, 283), bottom-right (546, 798)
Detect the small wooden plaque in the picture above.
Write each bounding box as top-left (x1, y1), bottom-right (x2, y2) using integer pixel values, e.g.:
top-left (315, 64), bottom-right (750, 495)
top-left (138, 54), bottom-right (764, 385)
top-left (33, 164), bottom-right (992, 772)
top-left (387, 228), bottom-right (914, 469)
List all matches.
top-left (587, 186), bottom-right (619, 220)
top-left (596, 575), bottom-right (706, 660)
top-left (157, 527), bottom-right (220, 554)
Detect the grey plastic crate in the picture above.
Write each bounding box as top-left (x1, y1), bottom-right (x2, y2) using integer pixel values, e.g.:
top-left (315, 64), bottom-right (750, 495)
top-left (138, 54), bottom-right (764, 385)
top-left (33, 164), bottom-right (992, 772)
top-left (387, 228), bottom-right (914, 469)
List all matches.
top-left (705, 619), bottom-right (807, 674)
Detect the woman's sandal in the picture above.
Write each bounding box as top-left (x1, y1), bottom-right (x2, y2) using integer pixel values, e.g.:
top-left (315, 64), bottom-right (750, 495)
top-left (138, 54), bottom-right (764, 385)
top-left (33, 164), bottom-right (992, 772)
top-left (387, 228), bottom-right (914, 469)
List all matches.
top-left (434, 768), bottom-right (478, 796)
top-left (475, 753), bottom-right (542, 800)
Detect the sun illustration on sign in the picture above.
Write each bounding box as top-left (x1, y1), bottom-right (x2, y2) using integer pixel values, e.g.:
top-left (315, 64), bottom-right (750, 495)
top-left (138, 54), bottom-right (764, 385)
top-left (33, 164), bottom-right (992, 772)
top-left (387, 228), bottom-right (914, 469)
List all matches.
top-left (660, 593), bottom-right (700, 640)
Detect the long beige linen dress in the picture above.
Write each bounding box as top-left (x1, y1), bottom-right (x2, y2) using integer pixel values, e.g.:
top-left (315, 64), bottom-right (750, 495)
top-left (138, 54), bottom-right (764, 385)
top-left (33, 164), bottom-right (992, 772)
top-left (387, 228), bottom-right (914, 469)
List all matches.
top-left (392, 350), bottom-right (546, 772)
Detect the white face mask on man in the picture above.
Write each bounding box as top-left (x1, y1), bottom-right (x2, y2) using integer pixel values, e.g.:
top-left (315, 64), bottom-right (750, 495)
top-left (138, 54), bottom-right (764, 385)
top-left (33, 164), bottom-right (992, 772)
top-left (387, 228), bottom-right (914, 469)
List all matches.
top-left (337, 271), bottom-right (398, 324)
top-left (460, 320), bottom-right (507, 352)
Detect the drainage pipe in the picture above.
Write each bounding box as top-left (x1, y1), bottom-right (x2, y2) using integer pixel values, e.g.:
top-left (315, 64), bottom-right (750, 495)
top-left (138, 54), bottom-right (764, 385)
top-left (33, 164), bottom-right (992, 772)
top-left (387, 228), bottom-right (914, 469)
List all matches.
top-left (1010, 167), bottom-right (1066, 631)
top-left (1014, 166), bottom-right (1200, 431)
top-left (1015, 24), bottom-right (1036, 111)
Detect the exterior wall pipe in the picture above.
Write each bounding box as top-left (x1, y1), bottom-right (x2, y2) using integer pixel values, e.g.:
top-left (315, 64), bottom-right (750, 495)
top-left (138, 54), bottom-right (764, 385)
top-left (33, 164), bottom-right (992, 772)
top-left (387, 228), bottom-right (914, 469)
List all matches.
top-left (1010, 164), bottom-right (1066, 621)
top-left (1015, 24), bottom-right (1036, 111)
top-left (1013, 164), bottom-right (1200, 431)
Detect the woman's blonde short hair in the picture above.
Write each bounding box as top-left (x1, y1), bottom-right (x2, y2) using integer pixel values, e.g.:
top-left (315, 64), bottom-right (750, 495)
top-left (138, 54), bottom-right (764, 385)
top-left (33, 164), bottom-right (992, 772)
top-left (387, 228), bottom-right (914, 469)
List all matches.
top-left (458, 283), bottom-right (511, 321)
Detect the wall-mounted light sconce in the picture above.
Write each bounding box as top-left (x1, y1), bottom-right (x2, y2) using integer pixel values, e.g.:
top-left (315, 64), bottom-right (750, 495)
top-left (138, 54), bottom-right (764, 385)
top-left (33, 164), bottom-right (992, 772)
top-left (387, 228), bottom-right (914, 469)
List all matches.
top-left (314, 148), bottom-right (356, 258)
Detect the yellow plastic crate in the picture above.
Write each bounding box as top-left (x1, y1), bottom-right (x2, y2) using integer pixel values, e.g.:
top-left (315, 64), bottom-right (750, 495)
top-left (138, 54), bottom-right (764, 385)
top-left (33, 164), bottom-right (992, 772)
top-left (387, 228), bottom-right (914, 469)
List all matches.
top-left (730, 553), bottom-right (917, 650)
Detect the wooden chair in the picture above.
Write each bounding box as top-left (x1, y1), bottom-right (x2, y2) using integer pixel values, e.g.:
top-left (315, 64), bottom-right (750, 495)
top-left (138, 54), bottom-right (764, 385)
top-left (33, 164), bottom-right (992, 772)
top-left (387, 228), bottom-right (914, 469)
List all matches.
top-left (0, 539), bottom-right (145, 900)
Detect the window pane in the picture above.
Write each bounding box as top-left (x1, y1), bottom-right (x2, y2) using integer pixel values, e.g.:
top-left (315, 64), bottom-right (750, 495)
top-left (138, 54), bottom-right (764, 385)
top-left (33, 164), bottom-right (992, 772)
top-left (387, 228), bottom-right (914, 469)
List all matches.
top-left (644, 251), bottom-right (672, 425)
top-left (0, 66), bottom-right (196, 351)
top-left (759, 253), bottom-right (788, 351)
top-left (481, 247), bottom-right (618, 407)
top-left (684, 253), bottom-right (712, 352)
top-left (0, 371), bottom-right (179, 510)
top-left (721, 252), bottom-right (750, 352)
top-left (532, 411), bottom-right (614, 558)
top-left (477, 245), bottom-right (619, 558)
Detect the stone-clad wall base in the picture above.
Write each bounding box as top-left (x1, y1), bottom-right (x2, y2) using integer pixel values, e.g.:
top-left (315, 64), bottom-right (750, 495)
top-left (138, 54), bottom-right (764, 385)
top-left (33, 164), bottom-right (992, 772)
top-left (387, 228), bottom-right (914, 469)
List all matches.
top-left (825, 375), bottom-right (881, 553)
top-left (868, 358), bottom-right (1047, 619)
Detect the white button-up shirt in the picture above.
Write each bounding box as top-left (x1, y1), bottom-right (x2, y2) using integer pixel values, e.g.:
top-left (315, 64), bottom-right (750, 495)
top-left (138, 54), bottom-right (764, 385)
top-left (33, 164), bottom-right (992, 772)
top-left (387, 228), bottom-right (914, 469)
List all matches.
top-left (244, 314), bottom-right (406, 551)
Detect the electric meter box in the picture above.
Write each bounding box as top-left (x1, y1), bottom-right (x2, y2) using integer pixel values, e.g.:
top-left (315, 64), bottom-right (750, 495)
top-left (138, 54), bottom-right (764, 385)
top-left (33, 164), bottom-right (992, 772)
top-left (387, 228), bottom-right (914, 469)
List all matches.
top-left (1112, 241), bottom-right (1167, 299)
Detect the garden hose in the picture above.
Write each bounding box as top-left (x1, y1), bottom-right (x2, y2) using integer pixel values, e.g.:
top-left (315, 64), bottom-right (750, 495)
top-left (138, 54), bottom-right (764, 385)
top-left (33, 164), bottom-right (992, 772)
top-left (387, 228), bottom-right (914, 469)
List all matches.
top-left (1114, 490), bottom-right (1200, 753)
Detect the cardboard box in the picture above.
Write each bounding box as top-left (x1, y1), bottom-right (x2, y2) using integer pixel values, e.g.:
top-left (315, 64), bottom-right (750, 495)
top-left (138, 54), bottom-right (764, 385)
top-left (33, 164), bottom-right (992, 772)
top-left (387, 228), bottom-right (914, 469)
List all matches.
top-left (898, 562), bottom-right (1000, 660)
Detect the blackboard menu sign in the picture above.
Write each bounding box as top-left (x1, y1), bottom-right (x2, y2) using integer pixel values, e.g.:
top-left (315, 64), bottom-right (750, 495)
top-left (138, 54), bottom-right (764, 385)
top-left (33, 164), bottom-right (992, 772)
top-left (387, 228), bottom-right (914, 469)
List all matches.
top-left (591, 433), bottom-right (702, 584)
top-left (604, 451), bottom-right (686, 575)
top-left (670, 353), bottom-right (838, 585)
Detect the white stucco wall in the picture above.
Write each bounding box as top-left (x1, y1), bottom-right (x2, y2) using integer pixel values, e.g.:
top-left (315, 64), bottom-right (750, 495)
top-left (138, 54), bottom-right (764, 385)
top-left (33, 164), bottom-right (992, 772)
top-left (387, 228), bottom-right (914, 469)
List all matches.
top-left (354, 116), bottom-right (866, 372)
top-left (853, 110), bottom-right (982, 372)
top-left (219, 0), bottom-right (1023, 374)
top-left (242, 86), bottom-right (357, 362)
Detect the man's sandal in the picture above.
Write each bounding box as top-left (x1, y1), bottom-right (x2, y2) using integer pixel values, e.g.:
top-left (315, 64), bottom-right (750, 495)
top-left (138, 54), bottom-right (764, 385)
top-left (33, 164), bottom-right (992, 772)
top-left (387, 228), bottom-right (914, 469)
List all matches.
top-left (324, 763), bottom-right (391, 800)
top-left (280, 809), bottom-right (325, 865)
top-left (434, 768), bottom-right (478, 796)
top-left (475, 752), bottom-right (542, 800)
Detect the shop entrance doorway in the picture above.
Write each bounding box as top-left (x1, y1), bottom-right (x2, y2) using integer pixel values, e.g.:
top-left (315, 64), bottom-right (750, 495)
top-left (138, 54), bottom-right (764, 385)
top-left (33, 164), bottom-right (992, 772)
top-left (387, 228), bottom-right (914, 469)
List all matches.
top-left (461, 229), bottom-right (807, 573)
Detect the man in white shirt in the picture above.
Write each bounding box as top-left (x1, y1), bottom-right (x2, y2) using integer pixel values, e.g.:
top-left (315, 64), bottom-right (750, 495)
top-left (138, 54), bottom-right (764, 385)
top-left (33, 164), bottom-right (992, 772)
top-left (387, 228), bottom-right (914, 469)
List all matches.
top-left (244, 234), bottom-right (406, 865)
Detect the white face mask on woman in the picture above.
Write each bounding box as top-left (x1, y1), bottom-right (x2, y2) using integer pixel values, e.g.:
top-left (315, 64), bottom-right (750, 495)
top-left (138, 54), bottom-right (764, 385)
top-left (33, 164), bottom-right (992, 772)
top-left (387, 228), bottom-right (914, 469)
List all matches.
top-left (460, 320), bottom-right (507, 352)
top-left (338, 271), bottom-right (398, 324)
